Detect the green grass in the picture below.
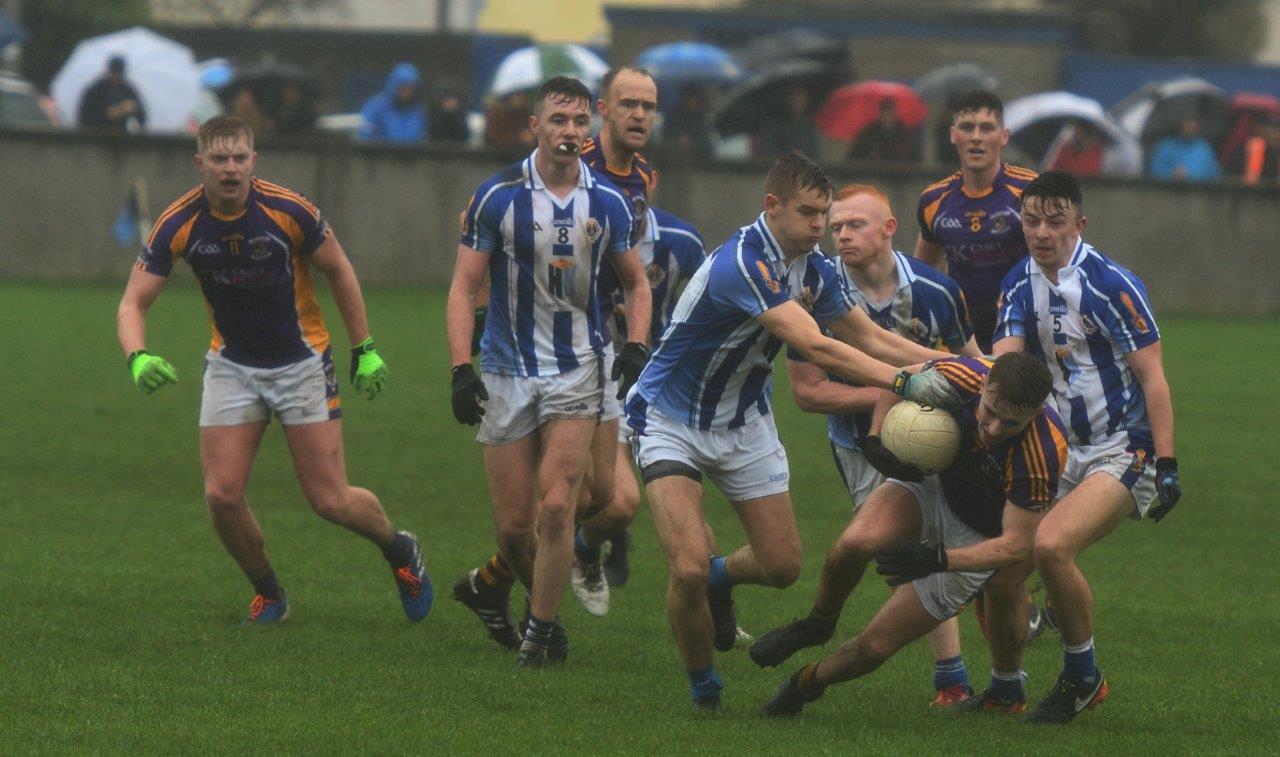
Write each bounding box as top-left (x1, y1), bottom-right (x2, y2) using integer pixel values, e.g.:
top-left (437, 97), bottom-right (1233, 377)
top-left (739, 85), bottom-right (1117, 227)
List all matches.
top-left (2, 280), bottom-right (1278, 754)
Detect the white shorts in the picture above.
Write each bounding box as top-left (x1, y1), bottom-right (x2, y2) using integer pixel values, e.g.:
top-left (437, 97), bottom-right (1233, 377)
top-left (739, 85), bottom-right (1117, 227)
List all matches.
top-left (884, 476), bottom-right (991, 621)
top-left (600, 371), bottom-right (624, 423)
top-left (200, 350), bottom-right (339, 427)
top-left (831, 443), bottom-right (884, 511)
top-left (629, 399), bottom-right (790, 502)
top-left (477, 360), bottom-right (605, 445)
top-left (1057, 439), bottom-right (1159, 519)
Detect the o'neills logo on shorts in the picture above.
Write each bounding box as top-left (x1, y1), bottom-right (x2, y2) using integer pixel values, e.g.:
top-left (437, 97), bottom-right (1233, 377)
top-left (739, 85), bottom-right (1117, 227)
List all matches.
top-left (563, 402), bottom-right (588, 412)
top-left (768, 471), bottom-right (789, 483)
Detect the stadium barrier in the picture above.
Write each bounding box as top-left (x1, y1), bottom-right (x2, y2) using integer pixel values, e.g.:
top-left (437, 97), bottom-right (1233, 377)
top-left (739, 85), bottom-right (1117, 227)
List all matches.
top-left (1, 127), bottom-right (1275, 315)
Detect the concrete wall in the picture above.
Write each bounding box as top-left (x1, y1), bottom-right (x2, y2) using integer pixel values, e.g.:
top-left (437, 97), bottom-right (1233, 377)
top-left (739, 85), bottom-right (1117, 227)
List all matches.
top-left (2, 129), bottom-right (1276, 315)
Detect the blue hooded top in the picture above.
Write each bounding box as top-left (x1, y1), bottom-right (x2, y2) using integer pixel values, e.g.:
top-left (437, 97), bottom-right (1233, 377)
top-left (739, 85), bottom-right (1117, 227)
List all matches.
top-left (357, 62), bottom-right (427, 143)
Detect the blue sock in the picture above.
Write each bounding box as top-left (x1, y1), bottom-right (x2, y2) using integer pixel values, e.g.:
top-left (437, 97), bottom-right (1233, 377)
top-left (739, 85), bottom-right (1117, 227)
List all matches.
top-left (687, 665), bottom-right (723, 702)
top-left (574, 529), bottom-right (601, 563)
top-left (933, 655), bottom-right (970, 691)
top-left (990, 668), bottom-right (1026, 700)
top-left (1063, 638), bottom-right (1098, 684)
top-left (708, 555), bottom-right (735, 593)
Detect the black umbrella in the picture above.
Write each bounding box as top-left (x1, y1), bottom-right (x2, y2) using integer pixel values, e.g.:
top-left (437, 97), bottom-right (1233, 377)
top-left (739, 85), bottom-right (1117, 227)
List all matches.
top-left (219, 61), bottom-right (322, 110)
top-left (712, 59), bottom-right (843, 136)
top-left (738, 29), bottom-right (849, 71)
top-left (1110, 77), bottom-right (1230, 145)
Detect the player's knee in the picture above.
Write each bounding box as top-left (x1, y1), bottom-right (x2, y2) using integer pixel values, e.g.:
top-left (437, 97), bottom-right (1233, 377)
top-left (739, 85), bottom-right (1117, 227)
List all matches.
top-left (761, 552), bottom-right (802, 588)
top-left (204, 485), bottom-right (246, 514)
top-left (668, 555), bottom-right (709, 595)
top-left (856, 634), bottom-right (898, 668)
top-left (836, 529), bottom-right (877, 562)
top-left (536, 496), bottom-right (575, 539)
top-left (306, 489), bottom-right (349, 523)
top-left (1033, 530), bottom-right (1076, 570)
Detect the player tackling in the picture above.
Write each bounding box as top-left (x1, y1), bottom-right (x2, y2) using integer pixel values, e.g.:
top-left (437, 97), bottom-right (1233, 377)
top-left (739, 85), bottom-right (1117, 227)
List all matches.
top-left (993, 170), bottom-right (1181, 724)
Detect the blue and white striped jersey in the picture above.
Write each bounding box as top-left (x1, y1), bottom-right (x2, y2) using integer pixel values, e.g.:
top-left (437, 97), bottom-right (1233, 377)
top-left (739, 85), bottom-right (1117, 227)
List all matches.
top-left (597, 207), bottom-right (706, 349)
top-left (796, 251), bottom-right (973, 450)
top-left (632, 213), bottom-right (855, 431)
top-left (995, 238), bottom-right (1159, 449)
top-left (461, 149), bottom-right (635, 377)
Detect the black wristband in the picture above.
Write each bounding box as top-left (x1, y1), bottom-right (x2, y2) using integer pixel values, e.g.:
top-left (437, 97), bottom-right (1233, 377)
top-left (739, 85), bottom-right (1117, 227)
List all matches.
top-left (351, 338), bottom-right (375, 357)
top-left (126, 349), bottom-right (149, 369)
top-left (452, 363), bottom-right (477, 378)
top-left (1156, 456), bottom-right (1178, 472)
top-left (891, 370), bottom-right (911, 396)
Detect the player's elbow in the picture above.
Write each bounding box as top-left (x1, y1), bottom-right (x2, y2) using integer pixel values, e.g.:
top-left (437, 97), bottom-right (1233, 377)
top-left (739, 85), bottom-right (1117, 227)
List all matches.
top-left (790, 383), bottom-right (822, 413)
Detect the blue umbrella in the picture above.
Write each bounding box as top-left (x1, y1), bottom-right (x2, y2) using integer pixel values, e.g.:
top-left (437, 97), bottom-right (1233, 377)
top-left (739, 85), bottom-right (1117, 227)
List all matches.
top-left (0, 9), bottom-right (29, 51)
top-left (635, 42), bottom-right (744, 87)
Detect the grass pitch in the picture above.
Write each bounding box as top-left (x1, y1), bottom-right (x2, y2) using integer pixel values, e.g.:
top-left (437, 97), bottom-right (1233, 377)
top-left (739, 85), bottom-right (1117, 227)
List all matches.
top-left (2, 280), bottom-right (1277, 753)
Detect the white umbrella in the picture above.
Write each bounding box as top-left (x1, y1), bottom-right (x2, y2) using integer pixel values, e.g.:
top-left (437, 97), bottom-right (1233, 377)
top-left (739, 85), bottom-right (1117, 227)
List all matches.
top-left (488, 44), bottom-right (608, 99)
top-left (51, 26), bottom-right (200, 133)
top-left (1005, 91), bottom-right (1142, 176)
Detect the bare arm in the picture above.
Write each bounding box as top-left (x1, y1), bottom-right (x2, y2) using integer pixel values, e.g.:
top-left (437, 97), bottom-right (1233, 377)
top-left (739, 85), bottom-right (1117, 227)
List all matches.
top-left (914, 234), bottom-right (947, 275)
top-left (309, 233), bottom-right (372, 345)
top-left (446, 244), bottom-right (490, 366)
top-left (945, 502), bottom-right (1043, 572)
top-left (756, 301), bottom-right (898, 389)
top-left (992, 335), bottom-right (1025, 356)
top-left (827, 306), bottom-right (949, 367)
top-left (1128, 341), bottom-right (1175, 459)
top-left (117, 265), bottom-right (168, 356)
top-left (786, 357), bottom-right (883, 415)
top-left (613, 245), bottom-right (652, 346)
top-left (958, 335), bottom-right (983, 357)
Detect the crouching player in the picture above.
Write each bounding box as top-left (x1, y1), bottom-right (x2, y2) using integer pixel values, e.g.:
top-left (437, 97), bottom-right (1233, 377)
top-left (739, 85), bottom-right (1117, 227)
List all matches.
top-left (760, 352), bottom-right (1067, 717)
top-left (993, 171), bottom-right (1181, 724)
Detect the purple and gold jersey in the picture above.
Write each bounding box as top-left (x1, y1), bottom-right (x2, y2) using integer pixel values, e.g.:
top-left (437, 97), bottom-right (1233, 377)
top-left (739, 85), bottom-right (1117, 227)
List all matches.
top-left (581, 137), bottom-right (657, 220)
top-left (138, 178), bottom-right (332, 368)
top-left (916, 163), bottom-right (1037, 333)
top-left (928, 356), bottom-right (1068, 537)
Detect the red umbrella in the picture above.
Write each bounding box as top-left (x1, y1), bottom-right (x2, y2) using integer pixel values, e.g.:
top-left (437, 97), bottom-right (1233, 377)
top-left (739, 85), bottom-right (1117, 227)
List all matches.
top-left (1220, 91), bottom-right (1280, 162)
top-left (815, 80), bottom-right (928, 141)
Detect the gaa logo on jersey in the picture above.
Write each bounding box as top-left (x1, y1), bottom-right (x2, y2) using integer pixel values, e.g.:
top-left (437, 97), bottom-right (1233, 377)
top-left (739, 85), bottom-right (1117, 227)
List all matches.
top-left (190, 238), bottom-right (221, 258)
top-left (585, 217), bottom-right (603, 243)
top-left (645, 263), bottom-right (666, 288)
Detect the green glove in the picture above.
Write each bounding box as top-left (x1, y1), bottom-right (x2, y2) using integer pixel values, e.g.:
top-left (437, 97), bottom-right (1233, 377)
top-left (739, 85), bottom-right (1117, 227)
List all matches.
top-left (350, 337), bottom-right (388, 400)
top-left (128, 350), bottom-right (178, 394)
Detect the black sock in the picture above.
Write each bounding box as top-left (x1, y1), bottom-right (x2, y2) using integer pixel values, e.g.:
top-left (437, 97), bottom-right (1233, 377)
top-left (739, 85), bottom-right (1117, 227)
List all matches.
top-left (524, 614), bottom-right (556, 644)
top-left (381, 531), bottom-right (414, 567)
top-left (249, 568), bottom-right (282, 601)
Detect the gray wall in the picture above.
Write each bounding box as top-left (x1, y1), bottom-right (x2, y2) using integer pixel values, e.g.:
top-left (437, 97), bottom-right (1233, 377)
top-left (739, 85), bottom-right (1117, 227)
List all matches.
top-left (2, 129), bottom-right (1277, 315)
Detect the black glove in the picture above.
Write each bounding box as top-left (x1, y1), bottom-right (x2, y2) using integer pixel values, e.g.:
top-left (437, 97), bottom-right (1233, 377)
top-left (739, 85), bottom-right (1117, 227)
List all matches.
top-left (861, 436), bottom-right (925, 483)
top-left (875, 542), bottom-right (947, 586)
top-left (1149, 456), bottom-right (1181, 523)
top-left (611, 341), bottom-right (649, 400)
top-left (451, 364), bottom-right (488, 425)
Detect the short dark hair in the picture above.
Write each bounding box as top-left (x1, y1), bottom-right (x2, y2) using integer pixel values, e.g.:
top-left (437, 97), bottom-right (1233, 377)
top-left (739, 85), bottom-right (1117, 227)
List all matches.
top-left (765, 153), bottom-right (835, 203)
top-left (951, 90), bottom-right (1003, 122)
top-left (600, 65), bottom-right (654, 100)
top-left (534, 76), bottom-right (592, 114)
top-left (1020, 170), bottom-right (1084, 215)
top-left (987, 352), bottom-right (1053, 412)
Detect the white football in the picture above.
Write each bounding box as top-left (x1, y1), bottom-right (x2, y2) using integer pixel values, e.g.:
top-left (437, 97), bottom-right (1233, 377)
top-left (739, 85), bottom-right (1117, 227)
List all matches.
top-left (880, 401), bottom-right (962, 474)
